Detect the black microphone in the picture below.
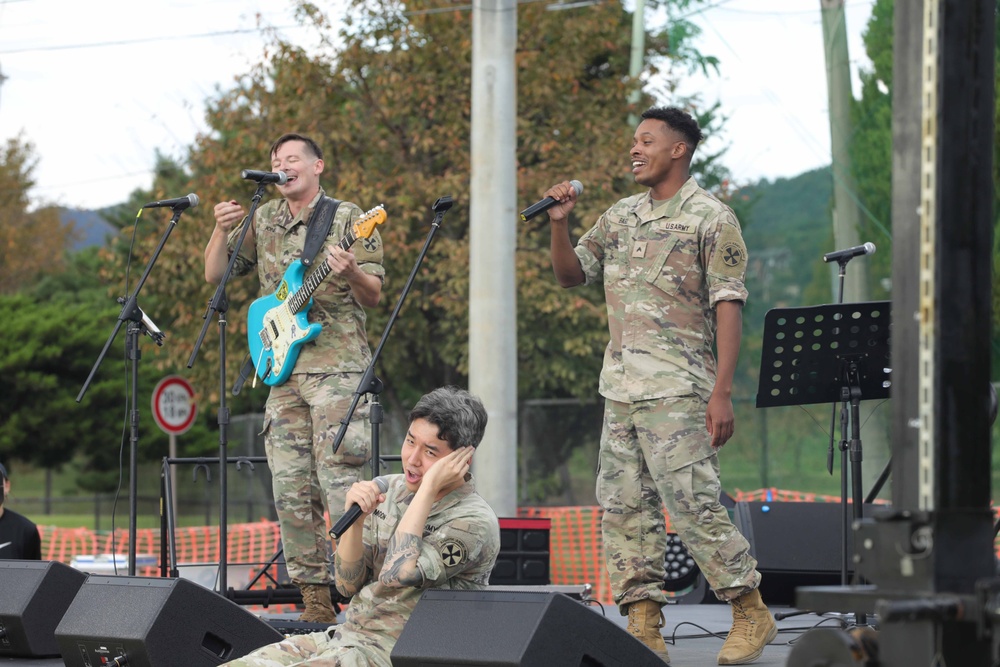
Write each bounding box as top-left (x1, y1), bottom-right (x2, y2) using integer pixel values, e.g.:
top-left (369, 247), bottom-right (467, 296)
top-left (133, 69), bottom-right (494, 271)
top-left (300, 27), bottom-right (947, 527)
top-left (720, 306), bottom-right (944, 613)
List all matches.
top-left (142, 193), bottom-right (199, 210)
top-left (823, 242), bottom-right (876, 263)
top-left (329, 476), bottom-right (389, 539)
top-left (520, 180), bottom-right (584, 221)
top-left (241, 169), bottom-right (288, 185)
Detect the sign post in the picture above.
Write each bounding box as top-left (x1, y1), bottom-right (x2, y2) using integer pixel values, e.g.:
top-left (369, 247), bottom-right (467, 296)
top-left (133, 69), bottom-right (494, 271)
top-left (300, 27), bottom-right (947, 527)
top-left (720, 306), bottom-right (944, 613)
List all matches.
top-left (152, 375), bottom-right (197, 524)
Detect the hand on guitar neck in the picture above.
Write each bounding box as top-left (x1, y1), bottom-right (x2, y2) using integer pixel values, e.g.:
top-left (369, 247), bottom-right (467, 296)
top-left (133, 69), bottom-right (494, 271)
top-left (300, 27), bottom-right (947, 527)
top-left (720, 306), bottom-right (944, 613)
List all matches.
top-left (326, 244), bottom-right (382, 308)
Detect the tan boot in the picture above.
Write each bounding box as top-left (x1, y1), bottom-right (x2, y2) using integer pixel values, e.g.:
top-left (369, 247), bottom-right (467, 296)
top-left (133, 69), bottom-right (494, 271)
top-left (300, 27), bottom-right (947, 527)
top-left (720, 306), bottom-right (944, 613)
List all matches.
top-left (625, 599), bottom-right (671, 664)
top-left (298, 584), bottom-right (338, 624)
top-left (717, 588), bottom-right (777, 665)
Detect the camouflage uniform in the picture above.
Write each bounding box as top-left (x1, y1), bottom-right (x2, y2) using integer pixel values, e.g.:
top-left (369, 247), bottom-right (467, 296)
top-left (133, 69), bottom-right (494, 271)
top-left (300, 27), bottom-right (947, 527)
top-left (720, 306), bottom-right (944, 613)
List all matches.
top-left (228, 189), bottom-right (385, 585)
top-left (222, 474), bottom-right (501, 667)
top-left (573, 177), bottom-right (760, 607)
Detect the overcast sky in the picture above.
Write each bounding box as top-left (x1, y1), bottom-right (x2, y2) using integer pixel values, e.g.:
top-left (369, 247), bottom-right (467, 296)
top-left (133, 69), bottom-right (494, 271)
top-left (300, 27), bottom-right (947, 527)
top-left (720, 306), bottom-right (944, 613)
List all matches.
top-left (0, 0), bottom-right (874, 211)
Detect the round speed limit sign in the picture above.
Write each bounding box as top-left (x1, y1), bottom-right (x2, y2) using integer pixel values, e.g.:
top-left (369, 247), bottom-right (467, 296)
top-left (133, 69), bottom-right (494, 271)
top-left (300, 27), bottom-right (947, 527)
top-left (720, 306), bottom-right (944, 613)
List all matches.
top-left (151, 375), bottom-right (197, 435)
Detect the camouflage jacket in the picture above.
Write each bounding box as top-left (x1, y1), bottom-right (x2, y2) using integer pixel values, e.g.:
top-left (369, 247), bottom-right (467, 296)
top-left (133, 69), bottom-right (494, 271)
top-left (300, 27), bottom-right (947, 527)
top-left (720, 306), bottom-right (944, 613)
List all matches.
top-left (575, 177), bottom-right (749, 402)
top-left (227, 189), bottom-right (385, 374)
top-left (331, 474), bottom-right (500, 661)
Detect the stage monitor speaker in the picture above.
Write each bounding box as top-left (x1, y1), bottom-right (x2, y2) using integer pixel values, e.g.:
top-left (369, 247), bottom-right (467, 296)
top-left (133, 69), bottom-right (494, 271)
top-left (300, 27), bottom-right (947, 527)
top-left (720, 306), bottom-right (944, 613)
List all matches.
top-left (0, 560), bottom-right (87, 658)
top-left (734, 500), bottom-right (873, 605)
top-left (390, 589), bottom-right (664, 667)
top-left (54, 575), bottom-right (284, 667)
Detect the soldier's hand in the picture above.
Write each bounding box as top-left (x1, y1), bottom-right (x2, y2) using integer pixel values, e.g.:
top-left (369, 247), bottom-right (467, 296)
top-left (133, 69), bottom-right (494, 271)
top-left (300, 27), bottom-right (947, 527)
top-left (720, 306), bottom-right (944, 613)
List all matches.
top-left (543, 181), bottom-right (579, 223)
top-left (421, 446), bottom-right (474, 497)
top-left (344, 479), bottom-right (386, 515)
top-left (326, 245), bottom-right (362, 279)
top-left (213, 200), bottom-right (246, 232)
top-left (706, 393), bottom-right (735, 449)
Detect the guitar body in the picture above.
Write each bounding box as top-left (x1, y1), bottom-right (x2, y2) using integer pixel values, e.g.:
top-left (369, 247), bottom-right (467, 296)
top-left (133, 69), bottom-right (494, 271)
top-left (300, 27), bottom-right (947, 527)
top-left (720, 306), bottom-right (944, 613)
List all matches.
top-left (247, 259), bottom-right (322, 387)
top-left (245, 204), bottom-right (386, 387)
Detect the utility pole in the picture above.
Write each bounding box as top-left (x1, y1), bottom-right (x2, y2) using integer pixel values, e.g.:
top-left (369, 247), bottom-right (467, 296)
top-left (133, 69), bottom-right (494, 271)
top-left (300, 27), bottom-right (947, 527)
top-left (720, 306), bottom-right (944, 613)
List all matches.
top-left (469, 0), bottom-right (518, 516)
top-left (820, 0), bottom-right (870, 305)
top-left (627, 0), bottom-right (646, 126)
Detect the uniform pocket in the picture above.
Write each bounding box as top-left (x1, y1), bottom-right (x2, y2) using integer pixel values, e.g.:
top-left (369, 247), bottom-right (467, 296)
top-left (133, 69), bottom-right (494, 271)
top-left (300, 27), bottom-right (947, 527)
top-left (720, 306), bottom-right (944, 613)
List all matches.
top-left (644, 237), bottom-right (697, 296)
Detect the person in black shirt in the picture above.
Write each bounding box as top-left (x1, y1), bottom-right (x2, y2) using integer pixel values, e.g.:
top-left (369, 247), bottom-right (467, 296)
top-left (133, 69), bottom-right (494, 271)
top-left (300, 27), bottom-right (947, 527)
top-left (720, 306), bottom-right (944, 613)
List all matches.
top-left (0, 462), bottom-right (41, 560)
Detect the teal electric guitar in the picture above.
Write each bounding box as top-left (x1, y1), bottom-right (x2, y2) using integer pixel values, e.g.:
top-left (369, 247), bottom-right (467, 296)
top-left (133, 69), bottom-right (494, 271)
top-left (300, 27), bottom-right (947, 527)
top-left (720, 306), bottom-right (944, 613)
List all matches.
top-left (247, 205), bottom-right (387, 386)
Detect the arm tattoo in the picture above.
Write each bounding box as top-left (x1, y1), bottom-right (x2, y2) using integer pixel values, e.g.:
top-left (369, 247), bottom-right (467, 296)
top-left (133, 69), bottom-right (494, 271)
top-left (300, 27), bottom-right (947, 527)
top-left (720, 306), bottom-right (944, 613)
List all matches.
top-left (334, 554), bottom-right (368, 597)
top-left (379, 531), bottom-right (423, 587)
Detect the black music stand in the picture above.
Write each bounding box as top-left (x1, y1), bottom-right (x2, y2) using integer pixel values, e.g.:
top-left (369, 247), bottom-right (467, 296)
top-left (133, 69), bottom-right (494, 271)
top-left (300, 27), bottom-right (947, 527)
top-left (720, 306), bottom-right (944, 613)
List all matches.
top-left (756, 301), bottom-right (890, 626)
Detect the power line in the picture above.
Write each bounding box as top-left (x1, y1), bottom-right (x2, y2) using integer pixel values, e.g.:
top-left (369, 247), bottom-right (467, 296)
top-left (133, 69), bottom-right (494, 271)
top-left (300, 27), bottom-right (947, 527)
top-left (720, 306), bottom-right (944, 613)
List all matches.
top-left (0, 25), bottom-right (303, 55)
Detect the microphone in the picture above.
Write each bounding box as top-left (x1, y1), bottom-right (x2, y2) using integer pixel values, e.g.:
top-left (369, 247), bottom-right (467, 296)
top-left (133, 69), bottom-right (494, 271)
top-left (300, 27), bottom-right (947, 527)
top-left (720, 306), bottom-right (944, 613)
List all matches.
top-left (241, 169), bottom-right (288, 185)
top-left (823, 242), bottom-right (876, 263)
top-left (142, 193), bottom-right (199, 210)
top-left (329, 476), bottom-right (389, 539)
top-left (520, 180), bottom-right (584, 221)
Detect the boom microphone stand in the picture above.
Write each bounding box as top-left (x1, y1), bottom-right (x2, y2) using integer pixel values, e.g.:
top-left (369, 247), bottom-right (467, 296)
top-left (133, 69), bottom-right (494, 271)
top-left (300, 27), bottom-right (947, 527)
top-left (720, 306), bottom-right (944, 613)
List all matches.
top-left (330, 195), bottom-right (454, 468)
top-left (188, 182), bottom-right (271, 594)
top-left (77, 204), bottom-right (183, 576)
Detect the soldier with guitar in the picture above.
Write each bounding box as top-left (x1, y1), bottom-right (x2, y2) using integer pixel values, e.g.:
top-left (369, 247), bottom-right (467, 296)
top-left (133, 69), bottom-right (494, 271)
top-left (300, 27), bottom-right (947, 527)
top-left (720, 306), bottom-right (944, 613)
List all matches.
top-left (204, 133), bottom-right (385, 624)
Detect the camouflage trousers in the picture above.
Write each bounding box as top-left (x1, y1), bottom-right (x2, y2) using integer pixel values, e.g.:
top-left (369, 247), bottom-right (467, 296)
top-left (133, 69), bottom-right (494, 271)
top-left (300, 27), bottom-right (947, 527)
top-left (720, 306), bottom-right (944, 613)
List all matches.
top-left (598, 396), bottom-right (760, 610)
top-left (221, 630), bottom-right (388, 667)
top-left (264, 373), bottom-right (371, 585)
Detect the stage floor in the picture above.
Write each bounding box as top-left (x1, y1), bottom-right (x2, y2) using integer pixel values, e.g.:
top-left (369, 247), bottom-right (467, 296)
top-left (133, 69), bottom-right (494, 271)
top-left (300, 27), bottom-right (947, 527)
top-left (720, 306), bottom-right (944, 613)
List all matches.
top-left (0, 601), bottom-right (843, 666)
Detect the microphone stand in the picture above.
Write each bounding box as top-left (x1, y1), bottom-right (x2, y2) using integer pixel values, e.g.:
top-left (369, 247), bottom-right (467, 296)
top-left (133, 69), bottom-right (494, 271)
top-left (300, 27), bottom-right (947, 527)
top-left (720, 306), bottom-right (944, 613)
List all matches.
top-left (331, 196), bottom-right (454, 477)
top-left (188, 182), bottom-right (269, 594)
top-left (77, 206), bottom-right (182, 576)
top-left (827, 255), bottom-right (868, 628)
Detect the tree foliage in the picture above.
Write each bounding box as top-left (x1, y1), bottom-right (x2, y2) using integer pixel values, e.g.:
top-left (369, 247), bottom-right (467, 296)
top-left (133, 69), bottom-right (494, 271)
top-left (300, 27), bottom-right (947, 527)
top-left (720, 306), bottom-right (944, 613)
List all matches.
top-left (99, 0), bottom-right (718, 414)
top-left (0, 136), bottom-right (77, 294)
top-left (849, 0), bottom-right (894, 299)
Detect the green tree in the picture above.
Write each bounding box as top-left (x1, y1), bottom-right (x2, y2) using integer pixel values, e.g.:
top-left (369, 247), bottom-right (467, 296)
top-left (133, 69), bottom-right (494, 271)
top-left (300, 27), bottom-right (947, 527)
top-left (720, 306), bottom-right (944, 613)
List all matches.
top-left (849, 0), bottom-right (894, 299)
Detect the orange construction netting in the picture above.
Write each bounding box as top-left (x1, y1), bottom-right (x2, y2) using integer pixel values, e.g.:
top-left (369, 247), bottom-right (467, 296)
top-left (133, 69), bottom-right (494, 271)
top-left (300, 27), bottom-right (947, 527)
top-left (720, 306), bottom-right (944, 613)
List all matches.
top-left (32, 489), bottom-right (1000, 607)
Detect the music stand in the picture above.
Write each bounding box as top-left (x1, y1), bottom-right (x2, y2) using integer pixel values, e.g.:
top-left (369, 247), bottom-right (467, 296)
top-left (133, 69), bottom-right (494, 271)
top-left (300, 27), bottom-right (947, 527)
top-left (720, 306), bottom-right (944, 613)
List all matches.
top-left (756, 301), bottom-right (890, 626)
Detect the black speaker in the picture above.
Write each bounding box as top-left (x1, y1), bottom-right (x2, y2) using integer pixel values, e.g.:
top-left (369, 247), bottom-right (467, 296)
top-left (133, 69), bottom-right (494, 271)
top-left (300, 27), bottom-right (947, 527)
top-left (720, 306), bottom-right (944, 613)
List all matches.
top-left (489, 518), bottom-right (550, 586)
top-left (0, 560), bottom-right (87, 657)
top-left (390, 589), bottom-right (664, 666)
top-left (54, 576), bottom-right (284, 666)
top-left (734, 500), bottom-right (872, 605)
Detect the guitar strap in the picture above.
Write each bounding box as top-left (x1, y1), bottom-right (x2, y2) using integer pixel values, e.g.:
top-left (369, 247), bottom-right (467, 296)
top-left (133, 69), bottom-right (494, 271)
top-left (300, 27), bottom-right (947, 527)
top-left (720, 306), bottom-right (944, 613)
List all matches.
top-left (300, 195), bottom-right (342, 268)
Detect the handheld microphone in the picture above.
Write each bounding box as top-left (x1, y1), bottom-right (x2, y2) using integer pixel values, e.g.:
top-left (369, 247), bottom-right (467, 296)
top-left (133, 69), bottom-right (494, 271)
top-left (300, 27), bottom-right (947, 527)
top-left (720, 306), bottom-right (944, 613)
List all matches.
top-left (142, 193), bottom-right (199, 210)
top-left (823, 242), bottom-right (876, 263)
top-left (329, 476), bottom-right (389, 539)
top-left (241, 170), bottom-right (288, 185)
top-left (520, 180), bottom-right (584, 221)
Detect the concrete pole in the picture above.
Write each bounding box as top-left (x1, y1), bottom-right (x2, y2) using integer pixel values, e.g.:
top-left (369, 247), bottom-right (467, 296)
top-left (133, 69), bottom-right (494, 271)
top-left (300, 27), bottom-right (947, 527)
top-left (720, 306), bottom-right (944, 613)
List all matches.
top-left (627, 0), bottom-right (646, 126)
top-left (820, 0), bottom-right (870, 304)
top-left (469, 0), bottom-right (518, 516)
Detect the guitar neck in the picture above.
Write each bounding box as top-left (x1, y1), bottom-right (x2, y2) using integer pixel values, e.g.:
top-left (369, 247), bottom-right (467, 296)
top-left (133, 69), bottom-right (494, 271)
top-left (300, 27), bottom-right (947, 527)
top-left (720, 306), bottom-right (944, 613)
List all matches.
top-left (287, 231), bottom-right (358, 314)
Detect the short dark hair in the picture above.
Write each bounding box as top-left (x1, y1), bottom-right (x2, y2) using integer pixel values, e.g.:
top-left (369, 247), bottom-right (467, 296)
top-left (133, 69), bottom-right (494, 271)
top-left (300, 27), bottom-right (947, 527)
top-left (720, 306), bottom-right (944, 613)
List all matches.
top-left (640, 106), bottom-right (704, 151)
top-left (0, 462), bottom-right (7, 481)
top-left (408, 387), bottom-right (488, 450)
top-left (270, 133), bottom-right (324, 161)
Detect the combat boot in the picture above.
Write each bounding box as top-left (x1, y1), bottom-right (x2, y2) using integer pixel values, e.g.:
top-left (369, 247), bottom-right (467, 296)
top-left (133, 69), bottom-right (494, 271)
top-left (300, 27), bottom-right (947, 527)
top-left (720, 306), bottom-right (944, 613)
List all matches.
top-left (717, 588), bottom-right (777, 664)
top-left (298, 584), bottom-right (338, 624)
top-left (625, 599), bottom-right (670, 663)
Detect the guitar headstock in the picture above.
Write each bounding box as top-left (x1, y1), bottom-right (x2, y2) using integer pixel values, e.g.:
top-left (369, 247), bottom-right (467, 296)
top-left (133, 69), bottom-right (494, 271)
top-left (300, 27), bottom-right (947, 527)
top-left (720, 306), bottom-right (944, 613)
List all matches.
top-left (353, 205), bottom-right (387, 239)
